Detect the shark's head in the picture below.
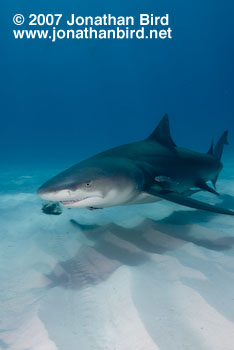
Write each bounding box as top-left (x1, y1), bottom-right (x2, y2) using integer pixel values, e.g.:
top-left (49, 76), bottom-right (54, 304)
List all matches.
top-left (37, 157), bottom-right (144, 209)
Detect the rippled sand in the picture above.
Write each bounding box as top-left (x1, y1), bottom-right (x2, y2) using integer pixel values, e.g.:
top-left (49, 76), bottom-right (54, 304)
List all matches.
top-left (0, 163), bottom-right (234, 350)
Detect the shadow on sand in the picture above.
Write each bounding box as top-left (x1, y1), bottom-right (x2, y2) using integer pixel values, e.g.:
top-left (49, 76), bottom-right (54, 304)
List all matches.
top-left (47, 194), bottom-right (234, 287)
top-left (45, 194), bottom-right (234, 348)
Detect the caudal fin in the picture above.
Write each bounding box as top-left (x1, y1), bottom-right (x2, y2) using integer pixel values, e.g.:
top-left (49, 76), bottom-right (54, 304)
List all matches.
top-left (214, 130), bottom-right (229, 160)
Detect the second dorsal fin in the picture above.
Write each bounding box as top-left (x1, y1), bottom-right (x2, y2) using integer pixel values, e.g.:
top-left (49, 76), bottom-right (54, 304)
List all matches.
top-left (147, 114), bottom-right (176, 149)
top-left (207, 138), bottom-right (214, 155)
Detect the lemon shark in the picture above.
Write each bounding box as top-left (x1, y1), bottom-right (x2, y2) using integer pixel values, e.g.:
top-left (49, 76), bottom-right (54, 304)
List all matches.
top-left (38, 115), bottom-right (234, 216)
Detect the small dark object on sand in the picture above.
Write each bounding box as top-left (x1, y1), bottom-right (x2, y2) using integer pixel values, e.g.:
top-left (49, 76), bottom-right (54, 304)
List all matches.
top-left (42, 202), bottom-right (63, 215)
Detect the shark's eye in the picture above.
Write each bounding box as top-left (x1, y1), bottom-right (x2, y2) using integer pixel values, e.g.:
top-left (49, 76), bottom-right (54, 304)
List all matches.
top-left (86, 182), bottom-right (91, 187)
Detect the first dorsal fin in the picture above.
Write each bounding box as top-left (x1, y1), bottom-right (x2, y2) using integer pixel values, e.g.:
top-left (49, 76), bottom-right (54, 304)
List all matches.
top-left (147, 114), bottom-right (176, 148)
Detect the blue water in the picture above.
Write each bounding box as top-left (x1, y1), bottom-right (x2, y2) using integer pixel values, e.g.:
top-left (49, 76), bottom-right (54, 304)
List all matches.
top-left (1, 0), bottom-right (234, 167)
top-left (1, 1), bottom-right (234, 349)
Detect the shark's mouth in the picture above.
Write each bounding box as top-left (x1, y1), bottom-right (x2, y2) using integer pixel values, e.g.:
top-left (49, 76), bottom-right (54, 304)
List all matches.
top-left (60, 195), bottom-right (104, 207)
top-left (60, 198), bottom-right (87, 205)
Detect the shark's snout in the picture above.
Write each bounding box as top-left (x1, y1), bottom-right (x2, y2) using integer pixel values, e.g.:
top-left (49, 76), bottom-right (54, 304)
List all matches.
top-left (37, 184), bottom-right (72, 201)
top-left (37, 185), bottom-right (48, 197)
top-left (37, 185), bottom-right (49, 199)
top-left (37, 182), bottom-right (54, 198)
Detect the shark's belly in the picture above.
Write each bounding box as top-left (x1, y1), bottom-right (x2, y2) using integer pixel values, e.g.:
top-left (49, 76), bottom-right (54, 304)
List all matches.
top-left (127, 192), bottom-right (162, 205)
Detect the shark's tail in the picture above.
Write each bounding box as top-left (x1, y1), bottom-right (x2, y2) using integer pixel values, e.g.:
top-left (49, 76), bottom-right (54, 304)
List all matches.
top-left (207, 131), bottom-right (229, 161)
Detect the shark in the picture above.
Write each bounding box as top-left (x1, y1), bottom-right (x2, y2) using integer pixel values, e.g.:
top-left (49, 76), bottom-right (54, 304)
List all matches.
top-left (37, 115), bottom-right (234, 216)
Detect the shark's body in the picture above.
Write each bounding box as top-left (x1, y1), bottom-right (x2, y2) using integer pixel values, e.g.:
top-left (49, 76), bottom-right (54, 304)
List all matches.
top-left (38, 115), bottom-right (234, 216)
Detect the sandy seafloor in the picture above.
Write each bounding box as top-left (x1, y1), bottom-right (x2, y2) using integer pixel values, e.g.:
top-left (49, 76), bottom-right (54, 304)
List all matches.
top-left (1, 159), bottom-right (234, 350)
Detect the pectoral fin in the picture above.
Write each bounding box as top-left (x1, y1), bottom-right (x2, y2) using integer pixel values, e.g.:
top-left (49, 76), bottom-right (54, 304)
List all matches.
top-left (147, 188), bottom-right (234, 216)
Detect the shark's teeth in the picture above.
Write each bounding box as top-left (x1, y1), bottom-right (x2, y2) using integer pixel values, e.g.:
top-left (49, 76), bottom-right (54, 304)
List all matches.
top-left (60, 198), bottom-right (87, 205)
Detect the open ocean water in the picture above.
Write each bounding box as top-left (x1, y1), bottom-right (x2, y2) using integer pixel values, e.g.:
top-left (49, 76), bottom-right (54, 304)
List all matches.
top-left (1, 0), bottom-right (234, 349)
